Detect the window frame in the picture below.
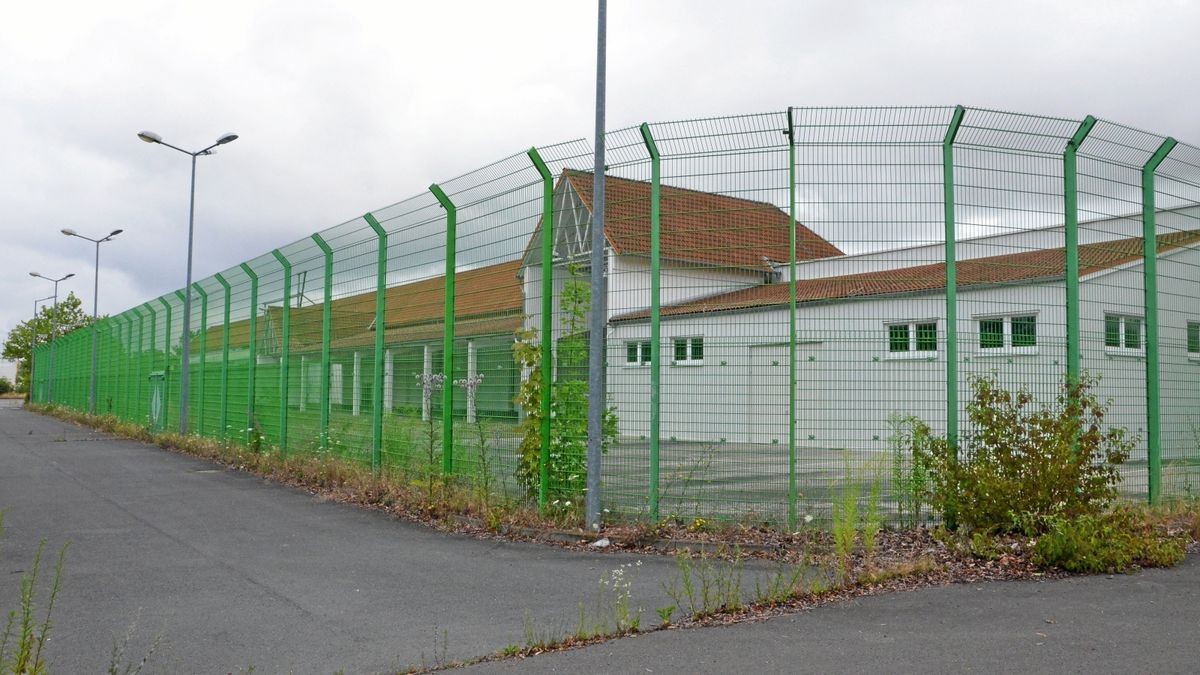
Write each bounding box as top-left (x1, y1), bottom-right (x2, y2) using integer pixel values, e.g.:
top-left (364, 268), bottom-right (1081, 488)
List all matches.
top-left (671, 336), bottom-right (705, 366)
top-left (1188, 320), bottom-right (1200, 361)
top-left (974, 312), bottom-right (1039, 355)
top-left (884, 320), bottom-right (939, 360)
top-left (1104, 313), bottom-right (1144, 357)
top-left (623, 340), bottom-right (652, 367)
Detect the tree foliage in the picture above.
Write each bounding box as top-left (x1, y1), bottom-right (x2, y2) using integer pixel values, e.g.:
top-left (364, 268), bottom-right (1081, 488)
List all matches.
top-left (513, 265), bottom-right (617, 503)
top-left (918, 374), bottom-right (1134, 533)
top-left (2, 293), bottom-right (94, 392)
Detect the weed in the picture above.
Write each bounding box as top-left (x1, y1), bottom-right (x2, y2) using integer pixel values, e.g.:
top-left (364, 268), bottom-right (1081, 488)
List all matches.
top-left (415, 372), bottom-right (446, 499)
top-left (862, 477), bottom-right (882, 565)
top-left (662, 444), bottom-right (718, 523)
top-left (752, 562), bottom-right (808, 606)
top-left (655, 605), bottom-right (675, 626)
top-left (512, 264), bottom-right (618, 502)
top-left (106, 609), bottom-right (165, 675)
top-left (662, 547), bottom-right (744, 620)
top-left (832, 478), bottom-right (860, 583)
top-left (1033, 508), bottom-right (1187, 573)
top-left (0, 513), bottom-right (67, 675)
top-left (887, 413), bottom-right (932, 528)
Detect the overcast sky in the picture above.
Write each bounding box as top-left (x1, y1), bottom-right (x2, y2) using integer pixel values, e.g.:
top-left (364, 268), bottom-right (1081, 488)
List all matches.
top-left (3, 0), bottom-right (1199, 378)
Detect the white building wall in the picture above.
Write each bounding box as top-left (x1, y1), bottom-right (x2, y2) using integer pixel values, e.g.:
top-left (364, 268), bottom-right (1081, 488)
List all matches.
top-left (607, 245), bottom-right (1200, 463)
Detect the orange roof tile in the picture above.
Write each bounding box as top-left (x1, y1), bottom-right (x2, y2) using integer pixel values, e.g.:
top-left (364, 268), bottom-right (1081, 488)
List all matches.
top-left (613, 230), bottom-right (1200, 321)
top-left (538, 170), bottom-right (842, 271)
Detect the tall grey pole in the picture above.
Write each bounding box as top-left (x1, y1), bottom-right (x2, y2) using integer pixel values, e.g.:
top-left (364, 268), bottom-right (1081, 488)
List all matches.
top-left (136, 129), bottom-right (237, 435)
top-left (31, 295), bottom-right (53, 400)
top-left (30, 273), bottom-right (73, 403)
top-left (62, 229), bottom-right (121, 414)
top-left (586, 0), bottom-right (607, 531)
top-left (90, 239), bottom-right (100, 413)
top-left (50, 283), bottom-right (57, 403)
top-left (179, 153), bottom-right (198, 434)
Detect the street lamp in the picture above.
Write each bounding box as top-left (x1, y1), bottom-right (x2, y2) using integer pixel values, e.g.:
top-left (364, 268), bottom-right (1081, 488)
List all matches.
top-left (31, 294), bottom-right (54, 401)
top-left (137, 130), bottom-right (238, 434)
top-left (30, 272), bottom-right (75, 404)
top-left (62, 228), bottom-right (123, 414)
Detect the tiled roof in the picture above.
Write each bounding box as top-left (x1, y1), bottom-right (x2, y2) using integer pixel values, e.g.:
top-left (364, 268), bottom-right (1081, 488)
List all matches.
top-left (612, 230), bottom-right (1200, 321)
top-left (329, 313), bottom-right (523, 351)
top-left (558, 170), bottom-right (843, 270)
top-left (201, 260), bottom-right (524, 353)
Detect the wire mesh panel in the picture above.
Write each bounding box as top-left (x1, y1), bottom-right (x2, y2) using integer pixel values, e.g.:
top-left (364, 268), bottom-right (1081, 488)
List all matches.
top-left (33, 106), bottom-right (1200, 528)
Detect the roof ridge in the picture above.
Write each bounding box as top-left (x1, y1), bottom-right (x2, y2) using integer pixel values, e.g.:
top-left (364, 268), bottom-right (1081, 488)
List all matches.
top-left (562, 168), bottom-right (789, 212)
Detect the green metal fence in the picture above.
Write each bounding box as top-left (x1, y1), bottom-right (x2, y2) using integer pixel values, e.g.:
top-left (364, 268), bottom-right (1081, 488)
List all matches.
top-left (31, 106), bottom-right (1200, 527)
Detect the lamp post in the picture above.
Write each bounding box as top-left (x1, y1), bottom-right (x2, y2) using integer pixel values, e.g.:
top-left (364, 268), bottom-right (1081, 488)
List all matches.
top-left (29, 272), bottom-right (75, 404)
top-left (62, 228), bottom-right (123, 414)
top-left (31, 294), bottom-right (54, 401)
top-left (137, 130), bottom-right (238, 434)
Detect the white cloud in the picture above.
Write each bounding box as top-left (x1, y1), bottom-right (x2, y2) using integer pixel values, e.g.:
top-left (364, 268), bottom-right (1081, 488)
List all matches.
top-left (2, 0), bottom-right (1198, 342)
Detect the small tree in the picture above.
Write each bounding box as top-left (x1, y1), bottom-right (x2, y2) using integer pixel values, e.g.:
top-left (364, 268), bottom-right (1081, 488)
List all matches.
top-left (3, 293), bottom-right (95, 393)
top-left (513, 264), bottom-right (617, 503)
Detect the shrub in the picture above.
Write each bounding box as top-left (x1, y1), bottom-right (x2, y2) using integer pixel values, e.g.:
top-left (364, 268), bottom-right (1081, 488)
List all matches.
top-left (918, 374), bottom-right (1134, 533)
top-left (0, 376), bottom-right (12, 395)
top-left (887, 413), bottom-right (932, 528)
top-left (512, 264), bottom-right (617, 503)
top-left (1033, 508), bottom-right (1186, 573)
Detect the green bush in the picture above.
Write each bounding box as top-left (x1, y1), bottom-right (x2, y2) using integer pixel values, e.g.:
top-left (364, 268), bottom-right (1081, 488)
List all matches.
top-left (512, 265), bottom-right (617, 503)
top-left (1033, 508), bottom-right (1186, 573)
top-left (0, 376), bottom-right (12, 395)
top-left (918, 375), bottom-right (1134, 533)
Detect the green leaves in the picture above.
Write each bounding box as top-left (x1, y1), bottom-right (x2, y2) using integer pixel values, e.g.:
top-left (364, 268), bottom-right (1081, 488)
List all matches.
top-left (2, 292), bottom-right (95, 391)
top-left (919, 374), bottom-right (1134, 533)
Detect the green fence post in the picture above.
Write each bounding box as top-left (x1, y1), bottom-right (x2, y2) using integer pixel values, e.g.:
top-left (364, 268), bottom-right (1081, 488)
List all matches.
top-left (214, 273), bottom-right (232, 441)
top-left (194, 283), bottom-right (208, 436)
top-left (527, 147), bottom-right (554, 508)
top-left (140, 303), bottom-right (152, 423)
top-left (785, 107), bottom-right (798, 530)
top-left (639, 123), bottom-right (662, 522)
top-left (943, 105), bottom-right (965, 528)
top-left (1063, 116), bottom-right (1097, 386)
top-left (362, 214), bottom-right (388, 473)
top-left (311, 233), bottom-right (334, 450)
top-left (240, 263), bottom-right (259, 444)
top-left (1142, 137), bottom-right (1177, 505)
top-left (159, 296), bottom-right (172, 429)
top-left (175, 290), bottom-right (188, 426)
top-left (429, 184), bottom-right (457, 474)
top-left (271, 250), bottom-right (293, 453)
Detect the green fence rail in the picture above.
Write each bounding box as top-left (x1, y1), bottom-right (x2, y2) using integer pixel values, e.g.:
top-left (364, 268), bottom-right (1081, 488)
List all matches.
top-left (31, 107), bottom-right (1200, 527)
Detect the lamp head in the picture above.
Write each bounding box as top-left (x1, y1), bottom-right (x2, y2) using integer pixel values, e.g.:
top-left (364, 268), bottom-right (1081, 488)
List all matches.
top-left (64, 273), bottom-right (75, 280)
top-left (137, 130), bottom-right (162, 144)
top-left (61, 228), bottom-right (77, 237)
top-left (215, 132), bottom-right (238, 145)
top-left (108, 228), bottom-right (124, 238)
top-left (30, 272), bottom-right (41, 278)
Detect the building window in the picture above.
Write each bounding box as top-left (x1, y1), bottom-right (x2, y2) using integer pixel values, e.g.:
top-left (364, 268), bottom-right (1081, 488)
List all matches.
top-left (886, 321), bottom-right (937, 358)
top-left (1104, 314), bottom-right (1143, 354)
top-left (625, 341), bottom-right (651, 365)
top-left (672, 337), bottom-right (704, 365)
top-left (977, 314), bottom-right (1037, 352)
top-left (1186, 321), bottom-right (1199, 359)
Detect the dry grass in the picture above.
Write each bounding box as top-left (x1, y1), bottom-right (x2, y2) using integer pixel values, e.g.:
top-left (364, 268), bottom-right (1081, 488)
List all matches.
top-left (26, 403), bottom-right (580, 536)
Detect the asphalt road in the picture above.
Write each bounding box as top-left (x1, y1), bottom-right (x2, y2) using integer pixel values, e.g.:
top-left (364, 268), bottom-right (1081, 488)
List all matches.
top-left (469, 550), bottom-right (1200, 674)
top-left (5, 400), bottom-right (1198, 674)
top-left (0, 402), bottom-right (691, 673)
